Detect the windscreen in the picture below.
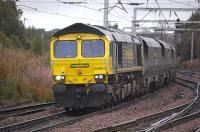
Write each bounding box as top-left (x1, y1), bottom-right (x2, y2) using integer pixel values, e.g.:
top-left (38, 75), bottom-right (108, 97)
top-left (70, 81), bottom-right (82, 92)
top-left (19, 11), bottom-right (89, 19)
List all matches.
top-left (82, 40), bottom-right (104, 57)
top-left (54, 41), bottom-right (77, 58)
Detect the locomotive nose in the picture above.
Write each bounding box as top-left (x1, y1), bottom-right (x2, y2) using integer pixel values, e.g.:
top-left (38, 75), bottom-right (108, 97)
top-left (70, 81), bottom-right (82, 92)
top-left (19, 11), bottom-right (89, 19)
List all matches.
top-left (52, 59), bottom-right (107, 84)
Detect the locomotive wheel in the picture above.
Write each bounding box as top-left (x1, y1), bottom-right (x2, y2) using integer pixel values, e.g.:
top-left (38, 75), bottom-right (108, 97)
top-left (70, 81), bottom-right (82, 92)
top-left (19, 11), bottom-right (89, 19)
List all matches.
top-left (149, 81), bottom-right (156, 92)
top-left (164, 77), bottom-right (169, 86)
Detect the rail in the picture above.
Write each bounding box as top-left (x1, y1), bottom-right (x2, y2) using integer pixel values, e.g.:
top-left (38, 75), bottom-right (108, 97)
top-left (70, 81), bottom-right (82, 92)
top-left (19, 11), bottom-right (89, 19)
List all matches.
top-left (93, 78), bottom-right (198, 132)
top-left (144, 81), bottom-right (199, 132)
top-left (0, 100), bottom-right (32, 110)
top-left (1, 70), bottom-right (199, 132)
top-left (196, 127), bottom-right (200, 132)
top-left (1, 82), bottom-right (173, 132)
top-left (155, 110), bottom-right (200, 131)
top-left (176, 70), bottom-right (200, 78)
top-left (30, 84), bottom-right (178, 132)
top-left (31, 111), bottom-right (100, 132)
top-left (0, 102), bottom-right (55, 120)
top-left (153, 83), bottom-right (200, 132)
top-left (0, 111), bottom-right (66, 132)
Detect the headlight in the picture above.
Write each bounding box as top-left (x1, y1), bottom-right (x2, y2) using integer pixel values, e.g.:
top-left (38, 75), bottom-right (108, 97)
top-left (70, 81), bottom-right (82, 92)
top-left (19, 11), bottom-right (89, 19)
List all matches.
top-left (99, 75), bottom-right (103, 79)
top-left (54, 75), bottom-right (65, 82)
top-left (94, 74), bottom-right (106, 80)
top-left (94, 75), bottom-right (99, 79)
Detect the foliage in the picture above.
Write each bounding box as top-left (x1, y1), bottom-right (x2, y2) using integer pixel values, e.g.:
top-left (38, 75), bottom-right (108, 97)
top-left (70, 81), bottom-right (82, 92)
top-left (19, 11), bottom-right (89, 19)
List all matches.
top-left (109, 23), bottom-right (119, 29)
top-left (0, 48), bottom-right (53, 104)
top-left (0, 0), bottom-right (52, 54)
top-left (0, 32), bottom-right (11, 48)
top-left (176, 12), bottom-right (200, 61)
top-left (0, 0), bottom-right (23, 35)
top-left (197, 35), bottom-right (200, 58)
top-left (0, 0), bottom-right (25, 47)
top-left (24, 28), bottom-right (49, 55)
top-left (0, 1), bottom-right (54, 104)
top-left (180, 59), bottom-right (200, 71)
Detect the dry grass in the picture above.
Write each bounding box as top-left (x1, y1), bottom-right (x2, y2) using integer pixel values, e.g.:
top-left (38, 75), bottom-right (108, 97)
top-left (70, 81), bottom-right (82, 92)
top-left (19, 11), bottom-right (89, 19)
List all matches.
top-left (181, 59), bottom-right (200, 71)
top-left (0, 48), bottom-right (53, 104)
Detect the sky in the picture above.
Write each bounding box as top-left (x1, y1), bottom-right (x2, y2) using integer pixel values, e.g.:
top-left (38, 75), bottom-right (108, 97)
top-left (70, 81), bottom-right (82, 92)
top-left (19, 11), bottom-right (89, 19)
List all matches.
top-left (17, 0), bottom-right (199, 31)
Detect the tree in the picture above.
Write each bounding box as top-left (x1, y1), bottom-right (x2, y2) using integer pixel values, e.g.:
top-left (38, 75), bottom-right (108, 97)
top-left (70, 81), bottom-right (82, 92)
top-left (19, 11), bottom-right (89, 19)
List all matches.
top-left (0, 0), bottom-right (25, 48)
top-left (176, 12), bottom-right (200, 61)
top-left (109, 23), bottom-right (119, 29)
top-left (0, 0), bottom-right (51, 54)
top-left (32, 36), bottom-right (44, 55)
top-left (0, 32), bottom-right (11, 48)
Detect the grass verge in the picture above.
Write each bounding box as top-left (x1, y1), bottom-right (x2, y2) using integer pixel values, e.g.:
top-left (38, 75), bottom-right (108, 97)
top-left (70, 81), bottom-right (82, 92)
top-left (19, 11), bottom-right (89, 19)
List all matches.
top-left (180, 59), bottom-right (200, 71)
top-left (0, 48), bottom-right (53, 104)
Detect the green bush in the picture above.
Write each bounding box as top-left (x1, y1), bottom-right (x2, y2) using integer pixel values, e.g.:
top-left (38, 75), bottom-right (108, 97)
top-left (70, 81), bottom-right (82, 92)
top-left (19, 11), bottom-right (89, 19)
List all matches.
top-left (0, 32), bottom-right (11, 48)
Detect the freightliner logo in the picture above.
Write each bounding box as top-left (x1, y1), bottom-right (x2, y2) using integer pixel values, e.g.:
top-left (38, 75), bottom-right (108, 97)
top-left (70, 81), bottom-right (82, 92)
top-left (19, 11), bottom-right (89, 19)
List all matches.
top-left (70, 64), bottom-right (89, 68)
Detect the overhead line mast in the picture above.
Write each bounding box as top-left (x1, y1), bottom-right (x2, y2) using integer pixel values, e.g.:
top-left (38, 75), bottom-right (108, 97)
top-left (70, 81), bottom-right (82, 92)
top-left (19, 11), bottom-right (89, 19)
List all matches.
top-left (102, 0), bottom-right (142, 28)
top-left (103, 0), bottom-right (109, 27)
top-left (131, 7), bottom-right (198, 34)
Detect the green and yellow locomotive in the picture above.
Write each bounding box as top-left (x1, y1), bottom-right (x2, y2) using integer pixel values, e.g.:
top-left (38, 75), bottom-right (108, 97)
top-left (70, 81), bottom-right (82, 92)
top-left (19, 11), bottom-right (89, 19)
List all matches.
top-left (50, 23), bottom-right (176, 110)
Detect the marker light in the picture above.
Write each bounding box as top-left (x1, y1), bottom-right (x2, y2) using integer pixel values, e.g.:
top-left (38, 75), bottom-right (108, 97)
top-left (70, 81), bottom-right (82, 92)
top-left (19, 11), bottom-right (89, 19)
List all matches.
top-left (76, 34), bottom-right (81, 39)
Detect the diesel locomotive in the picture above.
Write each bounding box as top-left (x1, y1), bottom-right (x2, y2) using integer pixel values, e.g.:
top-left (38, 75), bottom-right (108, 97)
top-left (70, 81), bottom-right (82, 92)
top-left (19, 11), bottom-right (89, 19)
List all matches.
top-left (50, 23), bottom-right (176, 110)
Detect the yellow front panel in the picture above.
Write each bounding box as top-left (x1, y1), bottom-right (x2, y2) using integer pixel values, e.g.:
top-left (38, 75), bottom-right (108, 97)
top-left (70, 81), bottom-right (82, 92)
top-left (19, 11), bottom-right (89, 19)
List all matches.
top-left (50, 33), bottom-right (112, 84)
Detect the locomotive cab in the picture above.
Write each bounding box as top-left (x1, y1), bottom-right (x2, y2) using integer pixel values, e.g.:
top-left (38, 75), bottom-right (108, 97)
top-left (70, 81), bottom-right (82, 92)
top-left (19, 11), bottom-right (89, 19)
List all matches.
top-left (51, 34), bottom-right (110, 84)
top-left (50, 26), bottom-right (112, 109)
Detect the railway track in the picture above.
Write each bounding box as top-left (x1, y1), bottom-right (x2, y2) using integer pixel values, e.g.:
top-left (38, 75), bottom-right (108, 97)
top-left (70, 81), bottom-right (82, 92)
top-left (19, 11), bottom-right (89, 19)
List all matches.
top-left (30, 111), bottom-right (99, 132)
top-left (176, 69), bottom-right (200, 78)
top-left (144, 80), bottom-right (199, 132)
top-left (153, 110), bottom-right (200, 132)
top-left (1, 70), bottom-right (198, 132)
top-left (30, 85), bottom-right (184, 132)
top-left (20, 93), bottom-right (160, 132)
top-left (0, 83), bottom-right (177, 132)
top-left (0, 100), bottom-right (32, 111)
top-left (0, 106), bottom-right (101, 132)
top-left (0, 111), bottom-right (67, 132)
top-left (93, 78), bottom-right (199, 132)
top-left (0, 102), bottom-right (56, 120)
top-left (196, 126), bottom-right (200, 132)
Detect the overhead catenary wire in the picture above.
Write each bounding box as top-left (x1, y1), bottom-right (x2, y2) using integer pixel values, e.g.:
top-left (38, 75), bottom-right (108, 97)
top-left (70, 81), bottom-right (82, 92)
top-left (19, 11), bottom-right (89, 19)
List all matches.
top-left (18, 0), bottom-right (199, 33)
top-left (57, 0), bottom-right (130, 22)
top-left (18, 7), bottom-right (131, 24)
top-left (138, 9), bottom-right (153, 27)
top-left (17, 4), bottom-right (37, 11)
top-left (112, 9), bottom-right (132, 20)
top-left (141, 9), bottom-right (153, 21)
top-left (18, 0), bottom-right (198, 5)
top-left (173, 10), bottom-right (180, 20)
top-left (154, 0), bottom-right (172, 42)
top-left (155, 0), bottom-right (170, 28)
top-left (168, 0), bottom-right (198, 8)
top-left (18, 7), bottom-right (103, 23)
top-left (18, 0), bottom-right (131, 22)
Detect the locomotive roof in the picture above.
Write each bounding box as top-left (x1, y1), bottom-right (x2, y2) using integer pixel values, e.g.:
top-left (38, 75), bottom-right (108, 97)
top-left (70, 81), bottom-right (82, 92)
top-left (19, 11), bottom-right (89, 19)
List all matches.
top-left (157, 39), bottom-right (176, 51)
top-left (171, 45), bottom-right (176, 51)
top-left (53, 23), bottom-right (139, 43)
top-left (156, 39), bottom-right (172, 49)
top-left (139, 36), bottom-right (161, 48)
